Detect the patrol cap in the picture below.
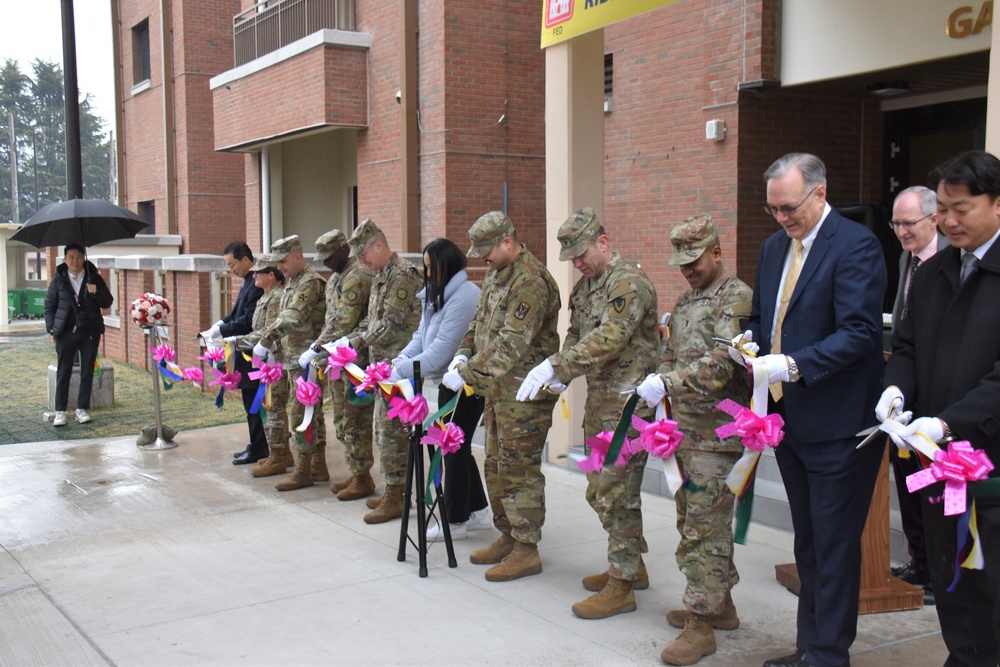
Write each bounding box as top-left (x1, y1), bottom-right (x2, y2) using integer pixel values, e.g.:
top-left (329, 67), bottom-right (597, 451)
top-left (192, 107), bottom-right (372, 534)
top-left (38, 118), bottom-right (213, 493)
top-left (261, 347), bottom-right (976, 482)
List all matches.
top-left (314, 229), bottom-right (348, 260)
top-left (270, 235), bottom-right (302, 261)
top-left (348, 219), bottom-right (382, 258)
top-left (467, 211), bottom-right (515, 259)
top-left (251, 253), bottom-right (279, 272)
top-left (668, 214), bottom-right (719, 266)
top-left (557, 207), bottom-right (602, 261)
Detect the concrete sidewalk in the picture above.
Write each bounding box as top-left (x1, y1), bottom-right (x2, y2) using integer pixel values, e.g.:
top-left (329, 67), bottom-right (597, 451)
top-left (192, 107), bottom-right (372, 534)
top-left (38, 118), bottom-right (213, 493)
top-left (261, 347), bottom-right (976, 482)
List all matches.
top-left (0, 423), bottom-right (947, 666)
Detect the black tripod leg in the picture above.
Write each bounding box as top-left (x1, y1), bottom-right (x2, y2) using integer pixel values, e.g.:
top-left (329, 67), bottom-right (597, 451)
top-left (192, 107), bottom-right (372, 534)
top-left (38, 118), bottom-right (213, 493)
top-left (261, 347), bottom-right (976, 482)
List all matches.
top-left (414, 436), bottom-right (428, 577)
top-left (437, 481), bottom-right (457, 568)
top-left (397, 429), bottom-right (417, 562)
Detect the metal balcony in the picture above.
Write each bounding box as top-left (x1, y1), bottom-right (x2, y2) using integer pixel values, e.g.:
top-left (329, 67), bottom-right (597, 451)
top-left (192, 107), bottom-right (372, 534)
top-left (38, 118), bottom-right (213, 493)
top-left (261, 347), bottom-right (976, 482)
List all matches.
top-left (233, 0), bottom-right (356, 67)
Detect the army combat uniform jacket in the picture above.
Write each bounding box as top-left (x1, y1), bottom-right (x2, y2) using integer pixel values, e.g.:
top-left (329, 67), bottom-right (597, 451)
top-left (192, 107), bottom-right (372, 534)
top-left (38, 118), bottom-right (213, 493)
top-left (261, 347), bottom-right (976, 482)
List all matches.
top-left (347, 252), bottom-right (422, 361)
top-left (259, 265), bottom-right (327, 357)
top-left (317, 257), bottom-right (374, 367)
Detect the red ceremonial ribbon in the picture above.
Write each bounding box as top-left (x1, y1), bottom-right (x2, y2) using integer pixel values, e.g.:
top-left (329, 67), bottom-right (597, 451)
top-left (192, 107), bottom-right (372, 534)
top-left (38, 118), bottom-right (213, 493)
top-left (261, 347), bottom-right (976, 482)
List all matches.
top-left (421, 421), bottom-right (464, 455)
top-left (907, 440), bottom-right (994, 516)
top-left (715, 399), bottom-right (784, 452)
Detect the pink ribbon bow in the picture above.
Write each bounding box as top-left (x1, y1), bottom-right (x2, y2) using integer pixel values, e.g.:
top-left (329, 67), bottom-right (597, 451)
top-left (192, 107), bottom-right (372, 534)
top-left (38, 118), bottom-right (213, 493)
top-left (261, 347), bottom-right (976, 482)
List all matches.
top-left (150, 344), bottom-right (176, 363)
top-left (631, 414), bottom-right (685, 459)
top-left (421, 422), bottom-right (465, 455)
top-left (388, 394), bottom-right (429, 426)
top-left (198, 347), bottom-right (225, 364)
top-left (249, 360), bottom-right (283, 385)
top-left (579, 431), bottom-right (631, 473)
top-left (357, 361), bottom-right (392, 394)
top-left (907, 440), bottom-right (994, 516)
top-left (715, 399), bottom-right (784, 452)
top-left (326, 345), bottom-right (358, 378)
top-left (181, 367), bottom-right (204, 384)
top-left (209, 367), bottom-right (242, 390)
top-left (295, 377), bottom-right (322, 406)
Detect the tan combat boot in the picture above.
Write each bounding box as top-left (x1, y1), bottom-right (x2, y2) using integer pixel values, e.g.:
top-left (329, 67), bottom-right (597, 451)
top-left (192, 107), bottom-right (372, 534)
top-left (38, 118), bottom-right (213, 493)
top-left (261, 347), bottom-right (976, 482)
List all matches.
top-left (484, 541), bottom-right (542, 582)
top-left (337, 472), bottom-right (376, 501)
top-left (666, 591), bottom-right (740, 631)
top-left (572, 575), bottom-right (637, 619)
top-left (366, 493), bottom-right (384, 510)
top-left (275, 452), bottom-right (314, 491)
top-left (251, 446), bottom-right (294, 478)
top-left (330, 477), bottom-right (352, 494)
top-left (310, 446), bottom-right (330, 482)
top-left (363, 484), bottom-right (404, 523)
top-left (660, 614), bottom-right (716, 665)
top-left (582, 561), bottom-right (650, 592)
top-left (469, 533), bottom-right (516, 565)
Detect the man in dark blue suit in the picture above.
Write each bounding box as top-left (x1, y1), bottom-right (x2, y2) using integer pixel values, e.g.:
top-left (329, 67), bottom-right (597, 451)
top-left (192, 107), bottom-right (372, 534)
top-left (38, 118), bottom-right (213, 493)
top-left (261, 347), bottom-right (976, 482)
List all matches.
top-left (748, 154), bottom-right (887, 667)
top-left (203, 241), bottom-right (265, 465)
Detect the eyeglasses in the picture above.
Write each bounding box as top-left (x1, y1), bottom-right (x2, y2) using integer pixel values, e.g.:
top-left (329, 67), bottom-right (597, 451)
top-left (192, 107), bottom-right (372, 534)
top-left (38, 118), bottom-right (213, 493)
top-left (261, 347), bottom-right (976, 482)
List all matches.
top-left (887, 213), bottom-right (933, 231)
top-left (763, 186), bottom-right (818, 218)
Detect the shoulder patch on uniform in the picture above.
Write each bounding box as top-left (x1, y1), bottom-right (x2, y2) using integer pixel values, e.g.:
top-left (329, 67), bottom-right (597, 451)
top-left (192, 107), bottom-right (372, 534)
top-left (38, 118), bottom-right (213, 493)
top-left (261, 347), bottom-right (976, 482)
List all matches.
top-left (345, 290), bottom-right (359, 304)
top-left (342, 274), bottom-right (360, 291)
top-left (723, 301), bottom-right (752, 317)
top-left (514, 302), bottom-right (531, 320)
top-left (396, 287), bottom-right (409, 302)
top-left (612, 296), bottom-right (627, 313)
top-left (608, 280), bottom-right (637, 302)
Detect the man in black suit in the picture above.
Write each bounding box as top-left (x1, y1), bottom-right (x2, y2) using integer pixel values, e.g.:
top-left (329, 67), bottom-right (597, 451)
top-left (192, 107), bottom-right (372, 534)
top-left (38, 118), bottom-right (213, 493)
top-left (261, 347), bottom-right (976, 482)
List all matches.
top-left (882, 149), bottom-right (1000, 667)
top-left (202, 241), bottom-right (265, 465)
top-left (748, 154), bottom-right (886, 667)
top-left (886, 185), bottom-right (948, 594)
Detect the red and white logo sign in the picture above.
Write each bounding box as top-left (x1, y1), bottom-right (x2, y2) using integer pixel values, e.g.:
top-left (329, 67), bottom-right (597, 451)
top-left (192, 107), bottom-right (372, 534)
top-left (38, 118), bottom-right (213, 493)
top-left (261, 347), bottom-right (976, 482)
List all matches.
top-left (545, 0), bottom-right (573, 28)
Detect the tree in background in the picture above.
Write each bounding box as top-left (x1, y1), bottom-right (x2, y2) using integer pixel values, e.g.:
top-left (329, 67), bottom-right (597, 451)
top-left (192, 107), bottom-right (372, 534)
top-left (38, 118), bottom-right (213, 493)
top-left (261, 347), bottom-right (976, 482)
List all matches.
top-left (0, 58), bottom-right (111, 223)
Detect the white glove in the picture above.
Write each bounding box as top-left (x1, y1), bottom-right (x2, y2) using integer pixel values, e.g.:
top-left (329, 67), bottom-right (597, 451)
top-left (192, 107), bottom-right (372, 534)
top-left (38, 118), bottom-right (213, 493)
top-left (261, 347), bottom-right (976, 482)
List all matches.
top-left (201, 324), bottom-right (222, 341)
top-left (636, 373), bottom-right (667, 408)
top-left (448, 354), bottom-right (468, 372)
top-left (516, 360), bottom-right (556, 401)
top-left (755, 354), bottom-right (790, 384)
top-left (892, 417), bottom-right (945, 449)
top-left (252, 342), bottom-right (271, 359)
top-left (214, 319), bottom-right (225, 328)
top-left (875, 386), bottom-right (904, 422)
top-left (298, 348), bottom-right (322, 370)
top-left (392, 355), bottom-right (409, 368)
top-left (548, 380), bottom-right (568, 393)
top-left (223, 336), bottom-right (238, 346)
top-left (442, 368), bottom-right (465, 392)
top-left (727, 329), bottom-right (759, 364)
top-left (333, 336), bottom-right (351, 349)
top-left (387, 368), bottom-right (402, 384)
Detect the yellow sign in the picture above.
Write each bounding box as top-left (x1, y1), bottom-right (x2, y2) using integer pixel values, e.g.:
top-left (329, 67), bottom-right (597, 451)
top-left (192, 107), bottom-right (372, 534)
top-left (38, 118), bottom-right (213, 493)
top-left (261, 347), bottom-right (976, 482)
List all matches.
top-left (541, 0), bottom-right (685, 48)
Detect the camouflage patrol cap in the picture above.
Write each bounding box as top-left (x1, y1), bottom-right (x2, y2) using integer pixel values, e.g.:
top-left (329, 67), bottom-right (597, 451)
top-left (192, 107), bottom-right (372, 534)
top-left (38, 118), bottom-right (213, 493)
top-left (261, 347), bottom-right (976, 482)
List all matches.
top-left (348, 219), bottom-right (382, 258)
top-left (314, 229), bottom-right (348, 260)
top-left (557, 207), bottom-right (602, 261)
top-left (668, 214), bottom-right (719, 266)
top-left (467, 211), bottom-right (515, 259)
top-left (270, 235), bottom-right (303, 261)
top-left (250, 253), bottom-right (279, 272)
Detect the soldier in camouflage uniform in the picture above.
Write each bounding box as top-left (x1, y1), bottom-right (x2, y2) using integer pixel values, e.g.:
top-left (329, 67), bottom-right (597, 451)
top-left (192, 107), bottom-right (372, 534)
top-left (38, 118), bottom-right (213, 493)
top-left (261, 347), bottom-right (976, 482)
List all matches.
top-left (443, 211), bottom-right (561, 582)
top-left (298, 230), bottom-right (377, 502)
top-left (254, 235), bottom-right (328, 492)
top-left (518, 208), bottom-right (659, 619)
top-left (338, 219), bottom-right (422, 524)
top-left (636, 215), bottom-right (751, 666)
top-left (241, 254), bottom-right (291, 477)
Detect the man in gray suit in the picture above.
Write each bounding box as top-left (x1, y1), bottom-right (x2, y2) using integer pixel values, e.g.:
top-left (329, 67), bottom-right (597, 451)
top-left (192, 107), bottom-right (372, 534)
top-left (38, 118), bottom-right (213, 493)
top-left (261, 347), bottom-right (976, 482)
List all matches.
top-left (887, 185), bottom-right (947, 593)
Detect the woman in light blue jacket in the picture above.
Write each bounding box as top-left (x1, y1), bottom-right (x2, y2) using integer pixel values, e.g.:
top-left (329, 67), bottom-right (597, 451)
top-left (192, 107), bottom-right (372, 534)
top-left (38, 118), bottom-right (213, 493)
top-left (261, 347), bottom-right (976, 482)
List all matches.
top-left (395, 238), bottom-right (489, 540)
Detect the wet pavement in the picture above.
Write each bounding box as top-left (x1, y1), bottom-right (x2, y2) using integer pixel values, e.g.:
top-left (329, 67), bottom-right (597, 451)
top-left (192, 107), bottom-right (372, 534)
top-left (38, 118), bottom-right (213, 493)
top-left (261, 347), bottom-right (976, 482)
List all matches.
top-left (0, 423), bottom-right (949, 666)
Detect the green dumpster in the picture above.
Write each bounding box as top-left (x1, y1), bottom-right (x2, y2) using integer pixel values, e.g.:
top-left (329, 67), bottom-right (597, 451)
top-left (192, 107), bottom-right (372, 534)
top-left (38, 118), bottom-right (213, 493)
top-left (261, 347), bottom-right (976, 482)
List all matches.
top-left (22, 288), bottom-right (46, 319)
top-left (7, 289), bottom-right (22, 319)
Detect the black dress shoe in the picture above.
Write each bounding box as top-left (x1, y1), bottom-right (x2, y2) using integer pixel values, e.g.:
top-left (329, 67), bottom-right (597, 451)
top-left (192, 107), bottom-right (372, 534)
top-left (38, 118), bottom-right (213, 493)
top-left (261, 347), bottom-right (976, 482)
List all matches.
top-left (233, 444), bottom-right (252, 459)
top-left (891, 559), bottom-right (930, 586)
top-left (763, 650), bottom-right (810, 667)
top-left (233, 446), bottom-right (268, 465)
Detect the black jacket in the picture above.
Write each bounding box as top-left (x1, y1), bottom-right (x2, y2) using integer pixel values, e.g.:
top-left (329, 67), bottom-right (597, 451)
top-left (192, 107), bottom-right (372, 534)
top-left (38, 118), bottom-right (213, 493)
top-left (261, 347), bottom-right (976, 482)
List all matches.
top-left (44, 261), bottom-right (114, 337)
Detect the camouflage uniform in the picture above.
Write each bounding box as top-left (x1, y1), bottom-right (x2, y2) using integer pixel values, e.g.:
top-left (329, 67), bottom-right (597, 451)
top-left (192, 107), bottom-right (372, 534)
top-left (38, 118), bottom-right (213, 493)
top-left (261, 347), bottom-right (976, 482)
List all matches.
top-left (259, 236), bottom-right (328, 456)
top-left (550, 209), bottom-right (659, 582)
top-left (313, 231), bottom-right (376, 477)
top-left (346, 219), bottom-right (423, 486)
top-left (659, 216), bottom-right (752, 617)
top-left (246, 263), bottom-right (289, 452)
top-left (458, 212), bottom-right (561, 545)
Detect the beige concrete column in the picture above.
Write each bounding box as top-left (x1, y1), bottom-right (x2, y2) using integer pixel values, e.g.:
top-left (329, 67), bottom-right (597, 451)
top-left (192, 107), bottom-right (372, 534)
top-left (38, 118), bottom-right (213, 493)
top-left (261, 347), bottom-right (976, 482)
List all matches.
top-left (988, 24), bottom-right (1000, 154)
top-left (544, 30), bottom-right (605, 463)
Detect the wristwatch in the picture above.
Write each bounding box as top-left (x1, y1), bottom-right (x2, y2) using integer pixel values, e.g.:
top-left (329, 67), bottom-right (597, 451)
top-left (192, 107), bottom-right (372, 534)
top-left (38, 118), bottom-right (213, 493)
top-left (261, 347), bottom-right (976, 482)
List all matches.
top-left (786, 356), bottom-right (801, 383)
top-left (941, 420), bottom-right (956, 442)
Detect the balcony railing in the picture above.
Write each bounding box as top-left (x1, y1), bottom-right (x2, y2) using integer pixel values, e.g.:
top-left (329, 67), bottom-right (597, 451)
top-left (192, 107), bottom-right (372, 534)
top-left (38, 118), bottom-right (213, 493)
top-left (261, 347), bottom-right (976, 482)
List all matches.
top-left (233, 0), bottom-right (355, 67)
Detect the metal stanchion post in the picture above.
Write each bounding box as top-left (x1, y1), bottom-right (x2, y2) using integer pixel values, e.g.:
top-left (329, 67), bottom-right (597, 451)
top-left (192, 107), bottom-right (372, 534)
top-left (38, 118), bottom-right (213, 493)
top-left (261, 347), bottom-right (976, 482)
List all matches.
top-left (142, 326), bottom-right (177, 451)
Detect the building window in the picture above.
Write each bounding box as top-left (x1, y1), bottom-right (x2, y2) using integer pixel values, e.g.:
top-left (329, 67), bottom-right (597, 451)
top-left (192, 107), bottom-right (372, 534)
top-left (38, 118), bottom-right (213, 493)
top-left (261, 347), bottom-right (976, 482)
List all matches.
top-left (132, 20), bottom-right (151, 85)
top-left (604, 53), bottom-right (613, 113)
top-left (138, 200), bottom-right (155, 234)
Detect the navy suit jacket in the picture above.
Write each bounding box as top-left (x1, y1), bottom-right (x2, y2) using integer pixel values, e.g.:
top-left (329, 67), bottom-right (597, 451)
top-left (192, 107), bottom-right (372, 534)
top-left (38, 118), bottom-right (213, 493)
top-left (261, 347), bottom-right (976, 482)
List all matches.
top-left (749, 208), bottom-right (886, 443)
top-left (219, 273), bottom-right (263, 390)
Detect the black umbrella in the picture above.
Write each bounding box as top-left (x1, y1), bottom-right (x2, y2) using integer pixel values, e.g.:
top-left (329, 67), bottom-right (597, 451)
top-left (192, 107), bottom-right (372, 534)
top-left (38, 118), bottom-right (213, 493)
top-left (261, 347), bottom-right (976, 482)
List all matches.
top-left (10, 198), bottom-right (150, 249)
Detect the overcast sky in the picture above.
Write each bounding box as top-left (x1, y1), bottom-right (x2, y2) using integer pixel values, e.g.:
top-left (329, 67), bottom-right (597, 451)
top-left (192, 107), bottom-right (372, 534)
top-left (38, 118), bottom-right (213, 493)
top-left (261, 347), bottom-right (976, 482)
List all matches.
top-left (0, 0), bottom-right (115, 135)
